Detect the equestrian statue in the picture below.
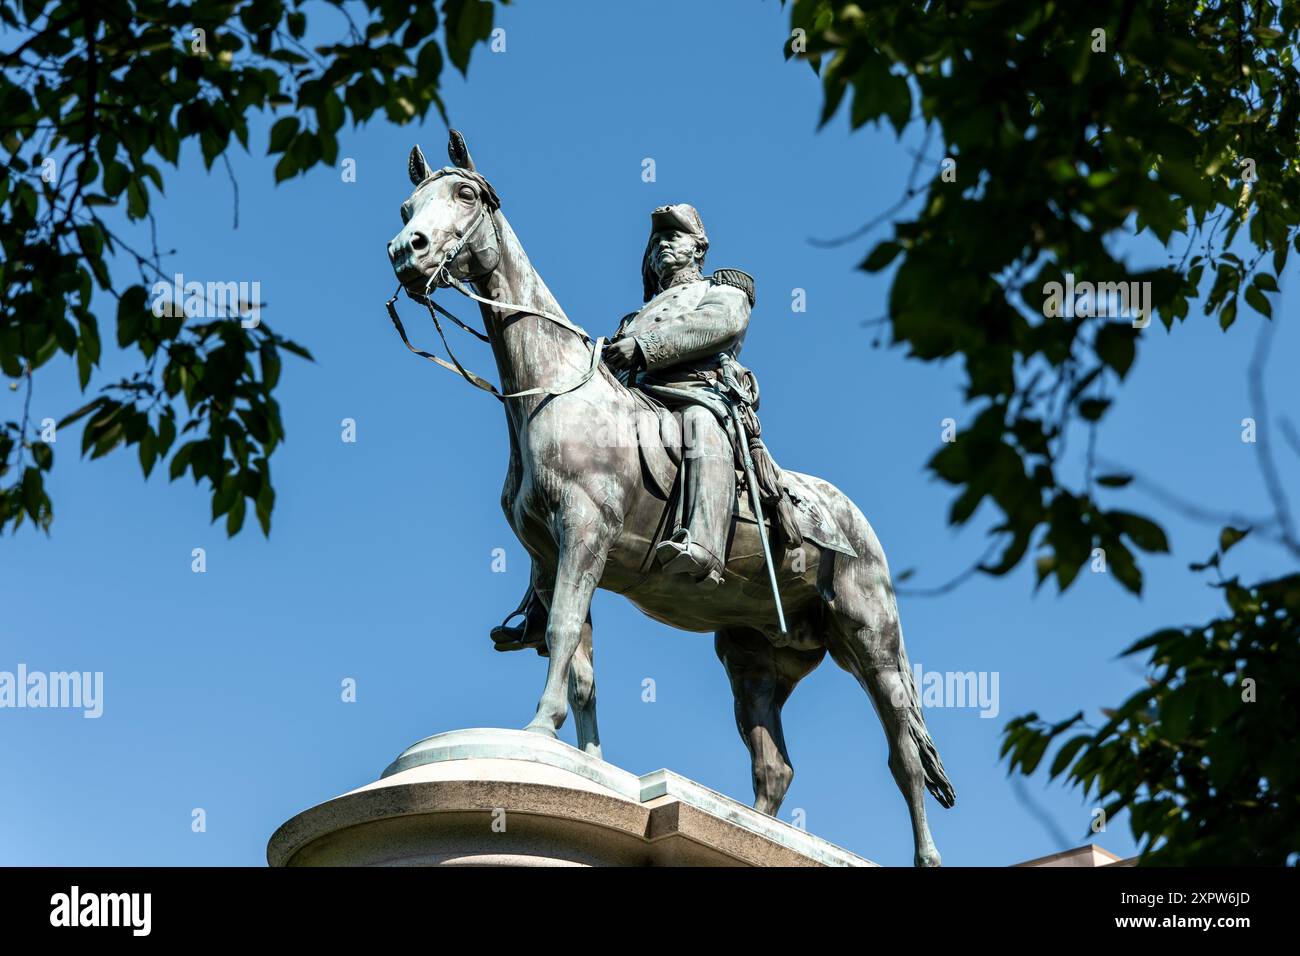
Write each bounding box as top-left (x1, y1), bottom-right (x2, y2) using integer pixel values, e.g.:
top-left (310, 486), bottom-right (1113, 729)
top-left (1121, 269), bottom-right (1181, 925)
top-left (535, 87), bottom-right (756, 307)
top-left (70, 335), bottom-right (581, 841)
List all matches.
top-left (385, 131), bottom-right (955, 866)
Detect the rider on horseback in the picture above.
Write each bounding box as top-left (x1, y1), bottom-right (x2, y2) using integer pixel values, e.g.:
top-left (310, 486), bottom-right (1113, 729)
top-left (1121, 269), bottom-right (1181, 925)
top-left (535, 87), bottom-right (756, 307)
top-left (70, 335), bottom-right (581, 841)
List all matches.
top-left (602, 203), bottom-right (754, 588)
top-left (492, 203), bottom-right (799, 652)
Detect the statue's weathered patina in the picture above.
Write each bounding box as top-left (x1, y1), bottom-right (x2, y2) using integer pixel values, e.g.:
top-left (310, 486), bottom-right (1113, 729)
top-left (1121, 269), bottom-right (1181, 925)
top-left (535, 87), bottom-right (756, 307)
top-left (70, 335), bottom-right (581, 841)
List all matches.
top-left (386, 131), bottom-right (955, 866)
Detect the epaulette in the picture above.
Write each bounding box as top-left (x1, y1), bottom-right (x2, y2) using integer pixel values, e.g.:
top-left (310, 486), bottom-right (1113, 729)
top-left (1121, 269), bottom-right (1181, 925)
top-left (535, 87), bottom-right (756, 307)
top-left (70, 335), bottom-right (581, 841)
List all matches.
top-left (710, 269), bottom-right (755, 307)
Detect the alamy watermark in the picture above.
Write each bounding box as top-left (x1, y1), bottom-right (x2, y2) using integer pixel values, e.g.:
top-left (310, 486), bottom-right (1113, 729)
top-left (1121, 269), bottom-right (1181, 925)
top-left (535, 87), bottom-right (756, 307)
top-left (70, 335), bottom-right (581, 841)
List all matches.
top-left (1042, 272), bottom-right (1151, 328)
top-left (590, 409), bottom-right (708, 452)
top-left (0, 664), bottom-right (103, 718)
top-left (897, 663), bottom-right (1000, 718)
top-left (150, 272), bottom-right (261, 328)
top-left (50, 886), bottom-right (150, 936)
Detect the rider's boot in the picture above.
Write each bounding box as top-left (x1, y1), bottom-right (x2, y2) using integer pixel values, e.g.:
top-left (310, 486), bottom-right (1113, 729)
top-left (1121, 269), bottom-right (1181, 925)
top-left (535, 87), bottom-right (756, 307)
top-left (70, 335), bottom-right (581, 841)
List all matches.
top-left (656, 529), bottom-right (724, 589)
top-left (491, 585), bottom-right (549, 656)
top-left (656, 413), bottom-right (732, 589)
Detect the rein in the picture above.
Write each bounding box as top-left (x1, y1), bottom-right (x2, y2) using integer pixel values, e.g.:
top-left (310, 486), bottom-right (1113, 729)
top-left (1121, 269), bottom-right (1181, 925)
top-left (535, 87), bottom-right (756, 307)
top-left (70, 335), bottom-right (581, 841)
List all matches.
top-left (385, 187), bottom-right (604, 403)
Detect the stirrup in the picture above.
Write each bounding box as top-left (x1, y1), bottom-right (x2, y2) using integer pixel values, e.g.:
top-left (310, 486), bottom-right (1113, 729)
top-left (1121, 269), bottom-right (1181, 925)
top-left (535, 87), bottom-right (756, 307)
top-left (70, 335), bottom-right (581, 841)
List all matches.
top-left (655, 533), bottom-right (724, 590)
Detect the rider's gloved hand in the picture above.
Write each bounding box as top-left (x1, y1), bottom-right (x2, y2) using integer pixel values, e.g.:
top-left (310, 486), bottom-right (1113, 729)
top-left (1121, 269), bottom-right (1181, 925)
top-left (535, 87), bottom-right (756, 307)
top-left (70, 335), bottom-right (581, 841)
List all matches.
top-left (603, 338), bottom-right (641, 372)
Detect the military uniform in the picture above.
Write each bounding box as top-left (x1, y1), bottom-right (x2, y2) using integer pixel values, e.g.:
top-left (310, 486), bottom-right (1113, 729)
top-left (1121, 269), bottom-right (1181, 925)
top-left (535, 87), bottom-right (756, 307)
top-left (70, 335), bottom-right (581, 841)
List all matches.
top-left (614, 269), bottom-right (754, 377)
top-left (608, 204), bottom-right (757, 587)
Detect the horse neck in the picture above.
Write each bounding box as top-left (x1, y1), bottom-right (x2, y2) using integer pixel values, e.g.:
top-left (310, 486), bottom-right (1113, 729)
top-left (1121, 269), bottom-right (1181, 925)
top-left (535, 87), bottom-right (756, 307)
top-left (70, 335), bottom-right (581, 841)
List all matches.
top-left (473, 212), bottom-right (605, 418)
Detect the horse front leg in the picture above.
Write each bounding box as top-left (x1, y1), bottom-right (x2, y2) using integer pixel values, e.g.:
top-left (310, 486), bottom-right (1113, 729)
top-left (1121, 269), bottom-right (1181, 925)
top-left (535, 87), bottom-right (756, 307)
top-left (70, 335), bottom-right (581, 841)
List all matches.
top-left (568, 612), bottom-right (601, 757)
top-left (524, 516), bottom-right (609, 739)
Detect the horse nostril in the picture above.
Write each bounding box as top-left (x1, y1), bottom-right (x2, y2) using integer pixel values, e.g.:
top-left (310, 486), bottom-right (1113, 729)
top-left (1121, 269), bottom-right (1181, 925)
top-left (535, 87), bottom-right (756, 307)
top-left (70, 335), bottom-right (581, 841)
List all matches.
top-left (410, 231), bottom-right (429, 251)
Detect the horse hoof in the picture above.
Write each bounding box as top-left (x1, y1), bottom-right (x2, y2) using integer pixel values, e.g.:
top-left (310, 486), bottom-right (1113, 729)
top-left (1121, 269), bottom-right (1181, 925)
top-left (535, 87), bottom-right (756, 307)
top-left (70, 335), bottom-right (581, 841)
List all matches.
top-left (523, 722), bottom-right (559, 740)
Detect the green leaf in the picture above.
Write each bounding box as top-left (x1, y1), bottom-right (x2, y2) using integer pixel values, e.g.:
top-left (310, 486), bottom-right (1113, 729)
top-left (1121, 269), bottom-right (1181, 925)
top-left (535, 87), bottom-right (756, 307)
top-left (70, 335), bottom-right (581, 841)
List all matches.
top-left (126, 178), bottom-right (148, 219)
top-left (1049, 734), bottom-right (1091, 779)
top-left (1094, 323), bottom-right (1138, 378)
top-left (1159, 688), bottom-right (1195, 743)
top-left (260, 341), bottom-right (281, 389)
top-left (117, 285), bottom-right (149, 347)
top-left (139, 428), bottom-right (157, 477)
top-left (1244, 284), bottom-right (1272, 318)
top-left (255, 475), bottom-right (275, 536)
top-left (274, 151), bottom-right (297, 183)
top-left (58, 397), bottom-right (108, 429)
top-left (317, 92), bottom-right (344, 134)
top-left (1219, 526), bottom-right (1249, 554)
top-left (1107, 539), bottom-right (1143, 594)
top-left (103, 161), bottom-right (130, 197)
top-left (169, 441), bottom-right (195, 481)
top-left (225, 495), bottom-right (246, 536)
top-left (1108, 510), bottom-right (1171, 553)
top-left (1219, 298), bottom-right (1238, 330)
top-left (444, 0), bottom-right (495, 75)
top-left (155, 123), bottom-right (180, 164)
top-left (268, 117), bottom-right (298, 155)
top-left (157, 414), bottom-right (177, 456)
top-left (861, 241), bottom-right (902, 273)
top-left (1079, 398), bottom-right (1111, 421)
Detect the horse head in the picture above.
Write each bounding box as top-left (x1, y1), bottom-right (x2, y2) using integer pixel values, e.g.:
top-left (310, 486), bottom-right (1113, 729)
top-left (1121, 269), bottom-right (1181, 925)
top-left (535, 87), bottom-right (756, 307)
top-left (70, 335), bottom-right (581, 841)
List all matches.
top-left (387, 130), bottom-right (503, 294)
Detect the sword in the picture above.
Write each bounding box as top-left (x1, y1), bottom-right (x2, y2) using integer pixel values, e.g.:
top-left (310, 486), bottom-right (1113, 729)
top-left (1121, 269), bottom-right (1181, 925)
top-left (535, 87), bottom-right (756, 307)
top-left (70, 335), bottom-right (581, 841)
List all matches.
top-left (720, 360), bottom-right (787, 635)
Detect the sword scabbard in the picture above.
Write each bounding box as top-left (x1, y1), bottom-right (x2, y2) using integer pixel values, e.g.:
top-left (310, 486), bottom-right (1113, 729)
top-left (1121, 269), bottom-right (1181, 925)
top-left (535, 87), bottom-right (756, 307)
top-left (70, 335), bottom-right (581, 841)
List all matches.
top-left (728, 402), bottom-right (787, 634)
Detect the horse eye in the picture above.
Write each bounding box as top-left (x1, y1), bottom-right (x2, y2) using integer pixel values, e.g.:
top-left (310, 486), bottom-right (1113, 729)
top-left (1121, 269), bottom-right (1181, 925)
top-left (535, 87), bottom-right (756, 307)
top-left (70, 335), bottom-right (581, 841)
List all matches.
top-left (400, 206), bottom-right (411, 224)
top-left (458, 184), bottom-right (476, 201)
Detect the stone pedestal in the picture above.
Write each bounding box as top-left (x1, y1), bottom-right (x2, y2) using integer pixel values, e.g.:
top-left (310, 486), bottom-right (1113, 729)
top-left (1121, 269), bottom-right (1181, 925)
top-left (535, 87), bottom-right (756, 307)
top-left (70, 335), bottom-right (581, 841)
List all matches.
top-left (267, 728), bottom-right (874, 867)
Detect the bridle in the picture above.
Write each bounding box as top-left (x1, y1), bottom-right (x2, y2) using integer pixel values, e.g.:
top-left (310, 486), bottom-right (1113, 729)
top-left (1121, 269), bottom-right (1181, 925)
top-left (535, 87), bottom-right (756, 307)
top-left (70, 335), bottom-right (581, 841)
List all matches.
top-left (385, 168), bottom-right (604, 403)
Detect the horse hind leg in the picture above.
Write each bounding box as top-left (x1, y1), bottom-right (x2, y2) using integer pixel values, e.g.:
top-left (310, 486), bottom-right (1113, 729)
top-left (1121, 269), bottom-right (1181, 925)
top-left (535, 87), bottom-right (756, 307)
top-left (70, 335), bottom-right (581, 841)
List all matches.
top-left (715, 627), bottom-right (825, 817)
top-left (825, 569), bottom-right (954, 867)
top-left (567, 611), bottom-right (601, 758)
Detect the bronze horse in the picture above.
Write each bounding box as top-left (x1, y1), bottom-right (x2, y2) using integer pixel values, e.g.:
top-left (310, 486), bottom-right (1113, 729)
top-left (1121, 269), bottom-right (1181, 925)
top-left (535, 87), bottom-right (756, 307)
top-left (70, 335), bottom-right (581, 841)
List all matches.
top-left (386, 131), bottom-right (954, 865)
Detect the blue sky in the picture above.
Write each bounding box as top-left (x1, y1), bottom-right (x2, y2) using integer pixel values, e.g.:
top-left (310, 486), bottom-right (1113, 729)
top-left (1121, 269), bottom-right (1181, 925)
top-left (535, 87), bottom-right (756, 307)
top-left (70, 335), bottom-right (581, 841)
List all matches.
top-left (2, 0), bottom-right (1295, 867)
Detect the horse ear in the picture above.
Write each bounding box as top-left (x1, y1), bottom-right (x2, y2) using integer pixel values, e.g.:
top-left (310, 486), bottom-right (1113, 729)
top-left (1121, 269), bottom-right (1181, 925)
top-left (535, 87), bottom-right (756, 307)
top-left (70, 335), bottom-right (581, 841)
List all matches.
top-left (408, 145), bottom-right (431, 185)
top-left (448, 129), bottom-right (477, 171)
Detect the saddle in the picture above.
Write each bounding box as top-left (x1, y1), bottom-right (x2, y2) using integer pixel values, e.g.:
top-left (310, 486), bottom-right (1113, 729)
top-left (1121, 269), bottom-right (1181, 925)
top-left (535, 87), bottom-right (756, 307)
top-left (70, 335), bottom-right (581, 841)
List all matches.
top-left (629, 389), bottom-right (857, 559)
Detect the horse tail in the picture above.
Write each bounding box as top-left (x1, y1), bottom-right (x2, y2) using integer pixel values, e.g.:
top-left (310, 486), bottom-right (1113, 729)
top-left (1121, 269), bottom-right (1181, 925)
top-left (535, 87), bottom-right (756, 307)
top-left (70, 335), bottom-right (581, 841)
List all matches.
top-left (896, 641), bottom-right (956, 808)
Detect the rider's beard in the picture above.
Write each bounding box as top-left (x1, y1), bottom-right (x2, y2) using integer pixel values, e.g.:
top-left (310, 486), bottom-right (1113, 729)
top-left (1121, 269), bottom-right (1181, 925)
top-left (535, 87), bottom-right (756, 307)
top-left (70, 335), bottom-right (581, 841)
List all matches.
top-left (656, 255), bottom-right (703, 291)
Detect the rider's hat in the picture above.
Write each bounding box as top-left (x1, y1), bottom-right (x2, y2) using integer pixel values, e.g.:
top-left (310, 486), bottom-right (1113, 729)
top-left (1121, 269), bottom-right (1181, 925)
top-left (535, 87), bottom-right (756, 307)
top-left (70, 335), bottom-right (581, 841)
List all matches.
top-left (642, 204), bottom-right (708, 301)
